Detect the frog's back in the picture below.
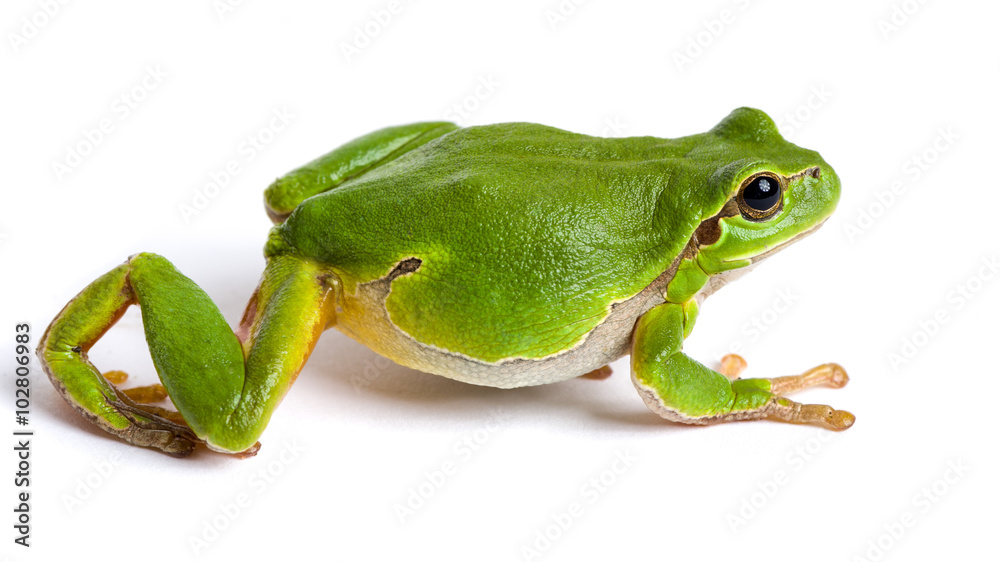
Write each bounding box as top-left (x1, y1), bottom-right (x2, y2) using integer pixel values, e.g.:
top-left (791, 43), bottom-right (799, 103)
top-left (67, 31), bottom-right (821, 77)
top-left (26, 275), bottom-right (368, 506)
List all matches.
top-left (276, 123), bottom-right (713, 384)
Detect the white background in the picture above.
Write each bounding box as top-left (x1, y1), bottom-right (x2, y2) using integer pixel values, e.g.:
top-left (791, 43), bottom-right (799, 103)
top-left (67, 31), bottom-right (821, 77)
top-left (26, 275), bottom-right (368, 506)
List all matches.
top-left (2, 1), bottom-right (998, 560)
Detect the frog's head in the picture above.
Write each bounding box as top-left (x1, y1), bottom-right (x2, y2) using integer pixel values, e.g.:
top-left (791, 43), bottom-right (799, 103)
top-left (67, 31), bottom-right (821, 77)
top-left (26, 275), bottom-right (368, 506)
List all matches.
top-left (687, 107), bottom-right (841, 275)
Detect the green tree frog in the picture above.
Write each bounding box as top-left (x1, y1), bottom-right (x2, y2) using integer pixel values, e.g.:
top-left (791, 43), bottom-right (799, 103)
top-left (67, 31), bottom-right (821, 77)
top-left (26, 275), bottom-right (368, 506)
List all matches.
top-left (38, 107), bottom-right (854, 458)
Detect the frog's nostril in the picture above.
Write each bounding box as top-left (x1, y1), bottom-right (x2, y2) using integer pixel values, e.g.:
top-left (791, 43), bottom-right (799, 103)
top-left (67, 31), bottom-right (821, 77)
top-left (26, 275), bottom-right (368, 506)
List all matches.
top-left (786, 166), bottom-right (822, 182)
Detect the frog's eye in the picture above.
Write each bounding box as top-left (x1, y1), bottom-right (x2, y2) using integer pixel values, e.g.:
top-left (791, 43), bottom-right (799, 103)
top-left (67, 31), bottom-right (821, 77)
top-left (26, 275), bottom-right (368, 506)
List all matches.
top-left (736, 172), bottom-right (784, 221)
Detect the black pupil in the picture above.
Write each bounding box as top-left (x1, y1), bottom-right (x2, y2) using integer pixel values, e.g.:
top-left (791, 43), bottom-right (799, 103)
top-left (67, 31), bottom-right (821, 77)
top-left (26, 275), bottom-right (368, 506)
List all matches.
top-left (743, 176), bottom-right (781, 211)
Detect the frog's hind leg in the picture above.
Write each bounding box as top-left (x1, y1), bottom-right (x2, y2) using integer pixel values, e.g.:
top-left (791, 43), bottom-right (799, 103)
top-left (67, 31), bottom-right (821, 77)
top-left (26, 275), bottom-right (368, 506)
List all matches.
top-left (38, 252), bottom-right (339, 457)
top-left (264, 121), bottom-right (459, 222)
top-left (630, 303), bottom-right (855, 430)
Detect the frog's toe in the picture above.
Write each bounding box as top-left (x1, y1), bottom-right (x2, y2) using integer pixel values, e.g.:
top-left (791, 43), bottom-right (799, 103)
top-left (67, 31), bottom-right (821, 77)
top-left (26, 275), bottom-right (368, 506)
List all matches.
top-left (579, 365), bottom-right (613, 380)
top-left (111, 395), bottom-right (204, 457)
top-left (830, 409), bottom-right (856, 430)
top-left (122, 383), bottom-right (169, 404)
top-left (825, 364), bottom-right (850, 389)
top-left (768, 363), bottom-right (850, 395)
top-left (102, 369), bottom-right (169, 404)
top-left (767, 399), bottom-right (856, 431)
top-left (103, 370), bottom-right (129, 384)
top-left (718, 354), bottom-right (747, 380)
top-left (124, 426), bottom-right (197, 458)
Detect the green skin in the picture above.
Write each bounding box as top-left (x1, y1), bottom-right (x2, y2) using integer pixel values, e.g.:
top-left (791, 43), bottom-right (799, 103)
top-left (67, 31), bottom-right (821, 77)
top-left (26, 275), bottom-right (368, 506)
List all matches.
top-left (38, 107), bottom-right (854, 457)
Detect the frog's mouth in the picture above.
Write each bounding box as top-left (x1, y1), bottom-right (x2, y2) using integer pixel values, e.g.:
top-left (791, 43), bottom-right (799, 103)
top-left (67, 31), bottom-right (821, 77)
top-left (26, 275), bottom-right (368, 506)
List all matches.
top-left (746, 218), bottom-right (828, 264)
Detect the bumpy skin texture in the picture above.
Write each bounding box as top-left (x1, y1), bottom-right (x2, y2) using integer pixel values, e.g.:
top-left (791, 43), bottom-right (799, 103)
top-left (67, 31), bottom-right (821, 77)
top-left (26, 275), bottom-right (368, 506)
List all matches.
top-left (278, 125), bottom-right (698, 363)
top-left (39, 107), bottom-right (850, 457)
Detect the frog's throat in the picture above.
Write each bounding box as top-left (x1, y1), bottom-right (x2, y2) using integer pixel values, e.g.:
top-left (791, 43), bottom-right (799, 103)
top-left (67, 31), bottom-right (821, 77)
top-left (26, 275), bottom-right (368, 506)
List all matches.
top-left (746, 218), bottom-right (827, 264)
top-left (687, 201), bottom-right (827, 306)
top-left (691, 219), bottom-right (827, 306)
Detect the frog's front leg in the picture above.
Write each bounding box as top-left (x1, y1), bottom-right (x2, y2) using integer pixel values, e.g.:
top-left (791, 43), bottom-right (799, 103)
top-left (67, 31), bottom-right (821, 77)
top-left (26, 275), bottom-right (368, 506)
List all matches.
top-left (631, 302), bottom-right (855, 430)
top-left (38, 252), bottom-right (338, 457)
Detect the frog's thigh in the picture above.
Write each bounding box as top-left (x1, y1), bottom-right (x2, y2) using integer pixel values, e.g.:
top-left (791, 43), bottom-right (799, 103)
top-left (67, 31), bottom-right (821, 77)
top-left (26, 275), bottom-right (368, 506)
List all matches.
top-left (264, 121), bottom-right (458, 221)
top-left (630, 302), bottom-right (854, 429)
